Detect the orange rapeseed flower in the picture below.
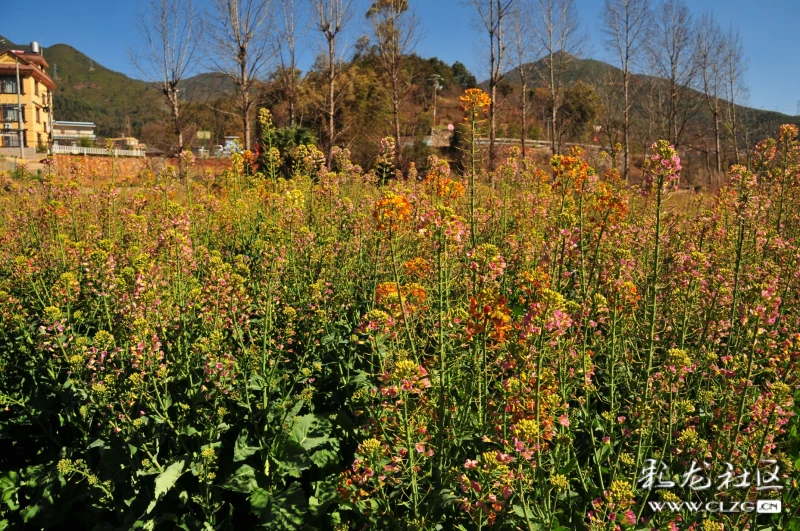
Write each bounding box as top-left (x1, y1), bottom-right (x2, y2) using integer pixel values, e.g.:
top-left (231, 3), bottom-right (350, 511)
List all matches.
top-left (425, 174), bottom-right (465, 202)
top-left (459, 88), bottom-right (491, 120)
top-left (374, 192), bottom-right (412, 231)
top-left (403, 257), bottom-right (431, 279)
top-left (376, 282), bottom-right (428, 316)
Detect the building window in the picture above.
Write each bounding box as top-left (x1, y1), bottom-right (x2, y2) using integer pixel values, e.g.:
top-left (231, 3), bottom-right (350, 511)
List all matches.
top-left (35, 81), bottom-right (39, 96)
top-left (1, 106), bottom-right (19, 122)
top-left (2, 134), bottom-right (21, 147)
top-left (36, 107), bottom-right (41, 124)
top-left (0, 78), bottom-right (16, 94)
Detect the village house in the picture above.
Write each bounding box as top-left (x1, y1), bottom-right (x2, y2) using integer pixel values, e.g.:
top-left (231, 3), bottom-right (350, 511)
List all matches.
top-left (0, 42), bottom-right (55, 157)
top-left (53, 121), bottom-right (97, 147)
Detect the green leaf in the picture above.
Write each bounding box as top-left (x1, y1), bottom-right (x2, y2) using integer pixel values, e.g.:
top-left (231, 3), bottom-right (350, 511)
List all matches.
top-left (146, 457), bottom-right (188, 514)
top-left (248, 375), bottom-right (266, 391)
top-left (221, 465), bottom-right (258, 494)
top-left (309, 477), bottom-right (339, 515)
top-left (250, 487), bottom-right (270, 512)
top-left (285, 400), bottom-right (304, 422)
top-left (558, 458), bottom-right (578, 476)
top-left (285, 414), bottom-right (340, 470)
top-left (290, 414), bottom-right (331, 451)
top-left (511, 504), bottom-right (540, 526)
top-left (20, 502), bottom-right (41, 523)
top-left (234, 429), bottom-right (260, 462)
top-left (87, 438), bottom-right (108, 449)
top-left (272, 437), bottom-right (310, 478)
top-left (250, 483), bottom-right (307, 529)
top-left (346, 371), bottom-right (370, 388)
top-left (597, 443), bottom-right (613, 464)
top-left (309, 448), bottom-right (338, 468)
top-left (0, 472), bottom-right (19, 511)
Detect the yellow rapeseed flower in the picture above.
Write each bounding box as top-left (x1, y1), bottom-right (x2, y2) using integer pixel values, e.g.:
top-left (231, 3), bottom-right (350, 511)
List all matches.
top-left (550, 474), bottom-right (569, 490)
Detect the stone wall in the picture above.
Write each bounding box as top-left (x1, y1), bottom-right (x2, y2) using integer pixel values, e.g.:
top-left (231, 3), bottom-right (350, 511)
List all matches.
top-left (53, 154), bottom-right (151, 180)
top-left (50, 154), bottom-right (232, 183)
top-left (0, 147), bottom-right (39, 160)
top-left (430, 128), bottom-right (454, 148)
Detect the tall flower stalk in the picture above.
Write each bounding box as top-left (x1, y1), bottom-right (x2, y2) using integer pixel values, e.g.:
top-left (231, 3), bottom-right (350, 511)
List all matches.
top-left (459, 88), bottom-right (491, 249)
top-left (636, 141), bottom-right (681, 473)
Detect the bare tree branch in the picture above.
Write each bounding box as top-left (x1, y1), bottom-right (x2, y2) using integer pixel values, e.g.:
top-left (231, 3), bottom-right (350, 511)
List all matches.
top-left (309, 0), bottom-right (356, 160)
top-left (508, 1), bottom-right (540, 158)
top-left (204, 0), bottom-right (276, 149)
top-left (131, 0), bottom-right (201, 153)
top-left (530, 0), bottom-right (585, 155)
top-left (467, 0), bottom-right (516, 168)
top-left (601, 0), bottom-right (650, 182)
top-left (367, 0), bottom-right (421, 164)
top-left (644, 0), bottom-right (698, 149)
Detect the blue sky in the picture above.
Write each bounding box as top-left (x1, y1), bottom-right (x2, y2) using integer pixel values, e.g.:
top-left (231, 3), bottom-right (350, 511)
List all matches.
top-left (1, 0), bottom-right (798, 114)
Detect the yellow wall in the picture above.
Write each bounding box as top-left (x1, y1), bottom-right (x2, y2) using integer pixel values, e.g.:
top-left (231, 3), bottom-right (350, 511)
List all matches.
top-left (0, 57), bottom-right (53, 149)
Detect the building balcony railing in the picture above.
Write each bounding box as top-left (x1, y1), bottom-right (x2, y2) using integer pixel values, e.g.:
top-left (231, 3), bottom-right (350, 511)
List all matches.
top-left (52, 145), bottom-right (144, 157)
top-left (54, 134), bottom-right (96, 140)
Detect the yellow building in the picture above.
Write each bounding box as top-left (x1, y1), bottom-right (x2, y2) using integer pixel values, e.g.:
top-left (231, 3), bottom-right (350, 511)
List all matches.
top-left (0, 44), bottom-right (55, 154)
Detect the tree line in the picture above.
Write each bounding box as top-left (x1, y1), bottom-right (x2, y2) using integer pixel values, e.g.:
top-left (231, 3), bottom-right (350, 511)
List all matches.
top-left (131, 0), bottom-right (764, 184)
top-left (473, 0), bottom-right (751, 183)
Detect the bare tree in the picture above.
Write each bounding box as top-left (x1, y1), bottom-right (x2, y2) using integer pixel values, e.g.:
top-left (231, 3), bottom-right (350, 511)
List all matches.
top-left (695, 12), bottom-right (725, 173)
top-left (531, 0), bottom-right (584, 155)
top-left (131, 0), bottom-right (201, 153)
top-left (601, 0), bottom-right (650, 183)
top-left (594, 71), bottom-right (625, 165)
top-left (367, 0), bottom-right (421, 165)
top-left (310, 0), bottom-right (355, 160)
top-left (508, 1), bottom-right (538, 158)
top-left (469, 0), bottom-right (516, 169)
top-left (205, 0), bottom-right (275, 149)
top-left (638, 69), bottom-right (666, 155)
top-left (645, 0), bottom-right (698, 148)
top-left (722, 23), bottom-right (747, 164)
top-left (277, 0), bottom-right (301, 127)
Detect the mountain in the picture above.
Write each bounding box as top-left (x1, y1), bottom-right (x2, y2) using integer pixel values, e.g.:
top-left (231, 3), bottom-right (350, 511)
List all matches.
top-left (44, 44), bottom-right (165, 138)
top-left (177, 72), bottom-right (236, 102)
top-left (0, 35), bottom-right (165, 138)
top-left (501, 54), bottom-right (618, 86)
top-left (494, 54), bottom-right (800, 142)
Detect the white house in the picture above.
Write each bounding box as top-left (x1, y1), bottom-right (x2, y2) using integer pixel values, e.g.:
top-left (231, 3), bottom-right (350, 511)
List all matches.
top-left (53, 121), bottom-right (96, 147)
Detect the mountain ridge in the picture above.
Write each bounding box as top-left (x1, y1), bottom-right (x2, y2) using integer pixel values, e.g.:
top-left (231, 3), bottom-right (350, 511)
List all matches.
top-left (489, 53), bottom-right (800, 143)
